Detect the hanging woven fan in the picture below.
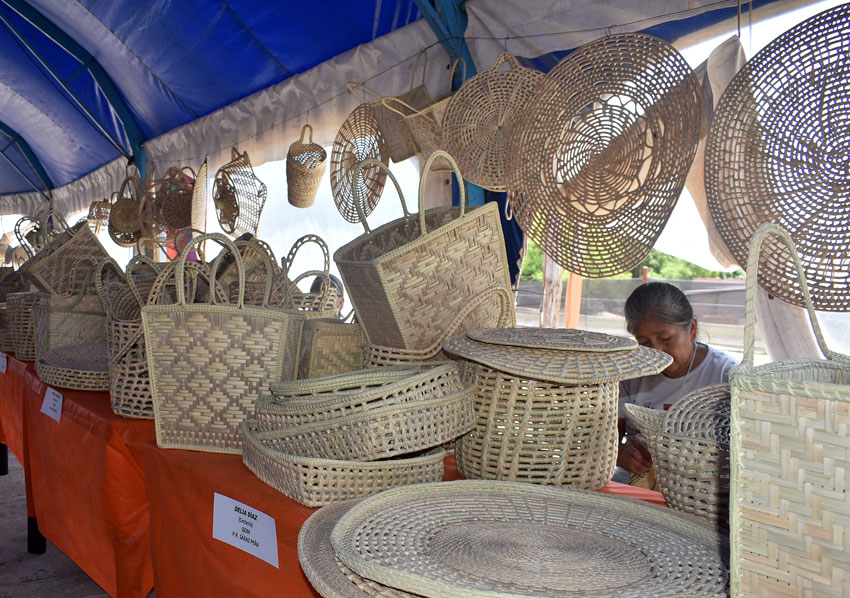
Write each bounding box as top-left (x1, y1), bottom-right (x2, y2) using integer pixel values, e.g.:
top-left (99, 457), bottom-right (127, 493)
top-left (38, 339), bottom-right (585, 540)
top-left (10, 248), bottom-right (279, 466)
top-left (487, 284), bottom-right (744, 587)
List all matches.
top-left (108, 172), bottom-right (146, 247)
top-left (706, 4), bottom-right (850, 311)
top-left (212, 148), bottom-right (267, 237)
top-left (442, 53), bottom-right (547, 191)
top-left (505, 34), bottom-right (702, 278)
top-left (330, 103), bottom-right (389, 223)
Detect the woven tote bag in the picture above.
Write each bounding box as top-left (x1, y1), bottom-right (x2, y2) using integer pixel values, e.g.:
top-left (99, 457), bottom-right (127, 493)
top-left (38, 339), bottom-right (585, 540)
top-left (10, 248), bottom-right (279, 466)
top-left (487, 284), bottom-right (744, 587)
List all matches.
top-left (142, 233), bottom-right (294, 454)
top-left (297, 318), bottom-right (364, 379)
top-left (335, 150), bottom-right (514, 350)
top-left (731, 223), bottom-right (850, 598)
top-left (25, 221), bottom-right (109, 294)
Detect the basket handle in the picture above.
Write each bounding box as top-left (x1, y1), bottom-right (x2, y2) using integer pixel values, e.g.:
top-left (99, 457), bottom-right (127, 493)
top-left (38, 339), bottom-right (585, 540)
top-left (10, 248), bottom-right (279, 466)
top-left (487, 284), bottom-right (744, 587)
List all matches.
top-left (351, 159), bottom-right (410, 234)
top-left (290, 269), bottom-right (335, 311)
top-left (177, 233), bottom-right (247, 307)
top-left (346, 82), bottom-right (383, 105)
top-left (409, 50), bottom-right (428, 90)
top-left (299, 124), bottom-right (314, 144)
top-left (111, 325), bottom-right (145, 364)
top-left (742, 223), bottom-right (846, 366)
top-left (381, 96), bottom-right (422, 118)
top-left (488, 52), bottom-right (521, 73)
top-left (417, 150), bottom-right (466, 236)
top-left (125, 254), bottom-right (159, 307)
top-left (282, 234), bottom-right (330, 276)
top-left (94, 256), bottom-right (124, 319)
top-left (115, 174), bottom-right (141, 205)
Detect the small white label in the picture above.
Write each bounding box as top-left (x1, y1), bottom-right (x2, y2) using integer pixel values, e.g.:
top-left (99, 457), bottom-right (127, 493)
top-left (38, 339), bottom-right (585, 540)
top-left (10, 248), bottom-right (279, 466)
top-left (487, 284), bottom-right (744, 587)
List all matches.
top-left (0, 352), bottom-right (6, 374)
top-left (212, 493), bottom-right (279, 567)
top-left (40, 387), bottom-right (63, 423)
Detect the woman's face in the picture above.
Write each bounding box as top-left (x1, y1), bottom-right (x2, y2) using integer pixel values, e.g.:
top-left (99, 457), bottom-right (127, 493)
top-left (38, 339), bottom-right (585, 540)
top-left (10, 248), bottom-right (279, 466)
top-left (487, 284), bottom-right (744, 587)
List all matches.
top-left (631, 316), bottom-right (697, 378)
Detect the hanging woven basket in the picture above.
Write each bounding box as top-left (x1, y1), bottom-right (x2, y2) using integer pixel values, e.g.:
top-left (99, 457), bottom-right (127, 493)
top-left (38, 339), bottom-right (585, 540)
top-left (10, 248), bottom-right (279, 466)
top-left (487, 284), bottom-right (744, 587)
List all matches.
top-left (108, 173), bottom-right (145, 247)
top-left (212, 148), bottom-right (267, 237)
top-left (286, 124), bottom-right (327, 208)
top-left (504, 33), bottom-right (702, 278)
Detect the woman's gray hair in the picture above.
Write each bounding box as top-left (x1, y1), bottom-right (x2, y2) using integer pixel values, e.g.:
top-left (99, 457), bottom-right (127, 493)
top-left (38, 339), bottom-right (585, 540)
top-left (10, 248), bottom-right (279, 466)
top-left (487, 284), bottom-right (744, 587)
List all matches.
top-left (624, 282), bottom-right (694, 334)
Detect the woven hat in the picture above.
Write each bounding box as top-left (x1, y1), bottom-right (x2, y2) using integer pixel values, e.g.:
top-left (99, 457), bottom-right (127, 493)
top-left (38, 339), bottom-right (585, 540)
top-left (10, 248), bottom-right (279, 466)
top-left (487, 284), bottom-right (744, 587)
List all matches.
top-left (443, 328), bottom-right (671, 384)
top-left (331, 480), bottom-right (729, 598)
top-left (505, 33), bottom-right (702, 278)
top-left (299, 499), bottom-right (417, 598)
top-left (706, 4), bottom-right (850, 311)
top-left (442, 52), bottom-right (547, 191)
top-left (330, 103), bottom-right (389, 223)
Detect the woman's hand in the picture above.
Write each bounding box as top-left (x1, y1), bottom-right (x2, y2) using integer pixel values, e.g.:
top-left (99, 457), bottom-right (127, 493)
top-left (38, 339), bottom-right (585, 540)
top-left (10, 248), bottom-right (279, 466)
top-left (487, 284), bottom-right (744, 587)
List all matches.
top-left (617, 435), bottom-right (653, 476)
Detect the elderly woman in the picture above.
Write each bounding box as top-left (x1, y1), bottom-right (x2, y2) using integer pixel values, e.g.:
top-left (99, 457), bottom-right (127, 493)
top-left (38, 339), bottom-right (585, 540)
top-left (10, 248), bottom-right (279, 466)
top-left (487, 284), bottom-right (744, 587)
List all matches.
top-left (615, 281), bottom-right (738, 480)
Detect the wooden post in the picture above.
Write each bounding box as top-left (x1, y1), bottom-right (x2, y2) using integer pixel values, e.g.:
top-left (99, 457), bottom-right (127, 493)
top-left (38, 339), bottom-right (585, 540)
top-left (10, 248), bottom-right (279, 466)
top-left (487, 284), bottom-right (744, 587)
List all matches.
top-left (564, 272), bottom-right (583, 329)
top-left (641, 266), bottom-right (649, 284)
top-left (540, 254), bottom-right (563, 328)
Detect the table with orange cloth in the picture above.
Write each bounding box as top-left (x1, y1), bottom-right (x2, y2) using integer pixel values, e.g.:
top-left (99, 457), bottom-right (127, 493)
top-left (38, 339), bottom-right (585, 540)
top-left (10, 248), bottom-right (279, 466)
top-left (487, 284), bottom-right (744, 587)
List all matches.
top-left (143, 445), bottom-right (665, 598)
top-left (0, 354), bottom-right (33, 467)
top-left (21, 365), bottom-right (156, 598)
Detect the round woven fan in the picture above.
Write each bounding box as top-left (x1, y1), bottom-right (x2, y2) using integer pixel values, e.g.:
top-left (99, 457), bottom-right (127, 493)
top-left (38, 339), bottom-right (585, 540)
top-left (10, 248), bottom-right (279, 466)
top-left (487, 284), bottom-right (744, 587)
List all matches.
top-left (109, 173), bottom-right (145, 247)
top-left (442, 52), bottom-right (547, 191)
top-left (505, 34), bottom-right (702, 278)
top-left (212, 148), bottom-right (267, 237)
top-left (706, 4), bottom-right (850, 311)
top-left (330, 103), bottom-right (389, 223)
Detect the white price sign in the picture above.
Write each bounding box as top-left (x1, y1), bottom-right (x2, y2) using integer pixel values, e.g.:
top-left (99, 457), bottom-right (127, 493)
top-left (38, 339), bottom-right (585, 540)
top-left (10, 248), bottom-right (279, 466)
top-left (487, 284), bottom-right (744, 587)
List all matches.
top-left (40, 387), bottom-right (63, 423)
top-left (212, 493), bottom-right (279, 567)
top-left (0, 352), bottom-right (6, 374)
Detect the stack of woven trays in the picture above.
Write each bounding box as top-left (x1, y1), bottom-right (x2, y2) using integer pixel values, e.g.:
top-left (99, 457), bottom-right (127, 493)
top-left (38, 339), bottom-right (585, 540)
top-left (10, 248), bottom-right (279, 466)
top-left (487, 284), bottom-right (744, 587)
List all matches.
top-left (443, 327), bottom-right (672, 489)
top-left (242, 364), bottom-right (474, 507)
top-left (297, 480), bottom-right (730, 597)
top-left (624, 384), bottom-right (731, 528)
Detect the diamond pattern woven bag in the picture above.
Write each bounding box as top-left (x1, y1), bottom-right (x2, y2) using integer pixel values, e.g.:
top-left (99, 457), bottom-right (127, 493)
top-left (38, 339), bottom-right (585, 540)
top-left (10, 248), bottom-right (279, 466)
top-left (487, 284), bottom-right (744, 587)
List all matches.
top-left (142, 233), bottom-right (294, 454)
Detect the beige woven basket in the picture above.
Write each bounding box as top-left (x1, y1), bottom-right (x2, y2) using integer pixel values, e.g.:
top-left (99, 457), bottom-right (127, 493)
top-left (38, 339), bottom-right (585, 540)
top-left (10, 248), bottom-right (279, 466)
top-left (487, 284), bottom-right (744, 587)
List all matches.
top-left (261, 363), bottom-right (464, 428)
top-left (212, 148), bottom-right (268, 237)
top-left (445, 328), bottom-right (671, 489)
top-left (286, 124), bottom-right (328, 208)
top-left (143, 233), bottom-right (294, 454)
top-left (108, 172), bottom-right (146, 247)
top-left (624, 384), bottom-right (731, 526)
top-left (0, 304), bottom-right (13, 354)
top-left (8, 291), bottom-right (43, 361)
top-left (297, 318), bottom-right (363, 379)
top-left (335, 151), bottom-right (515, 350)
top-left (241, 420), bottom-right (445, 507)
top-left (25, 222), bottom-right (109, 294)
top-left (731, 223), bottom-right (850, 598)
top-left (442, 53), bottom-right (547, 191)
top-left (280, 234), bottom-right (337, 311)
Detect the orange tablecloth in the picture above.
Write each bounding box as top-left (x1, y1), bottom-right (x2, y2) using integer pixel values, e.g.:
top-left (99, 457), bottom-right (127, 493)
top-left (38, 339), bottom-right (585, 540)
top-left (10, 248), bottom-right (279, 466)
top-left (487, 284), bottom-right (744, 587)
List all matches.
top-left (22, 367), bottom-right (156, 598)
top-left (0, 354), bottom-right (33, 464)
top-left (143, 447), bottom-right (665, 598)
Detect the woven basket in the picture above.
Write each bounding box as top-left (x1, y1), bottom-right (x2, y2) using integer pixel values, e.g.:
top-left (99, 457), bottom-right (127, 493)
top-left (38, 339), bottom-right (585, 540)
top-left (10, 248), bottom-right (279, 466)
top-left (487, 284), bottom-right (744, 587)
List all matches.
top-left (280, 234), bottom-right (337, 311)
top-left (286, 124), bottom-right (328, 208)
top-left (624, 384), bottom-right (731, 526)
top-left (143, 233), bottom-right (294, 454)
top-left (151, 166), bottom-right (195, 231)
top-left (504, 33), bottom-right (702, 278)
top-left (706, 4), bottom-right (850, 311)
top-left (442, 53), bottom-right (547, 191)
top-left (108, 173), bottom-right (146, 247)
top-left (335, 151), bottom-right (514, 350)
top-left (25, 223), bottom-right (109, 294)
top-left (212, 148), bottom-right (268, 237)
top-left (330, 103), bottom-right (389, 223)
top-left (87, 198), bottom-right (111, 234)
top-left (7, 291), bottom-right (42, 361)
top-left (0, 304), bottom-right (13, 354)
top-left (241, 420), bottom-right (445, 507)
top-left (297, 318), bottom-right (363, 379)
top-left (444, 328), bottom-right (671, 489)
top-left (731, 223), bottom-right (850, 598)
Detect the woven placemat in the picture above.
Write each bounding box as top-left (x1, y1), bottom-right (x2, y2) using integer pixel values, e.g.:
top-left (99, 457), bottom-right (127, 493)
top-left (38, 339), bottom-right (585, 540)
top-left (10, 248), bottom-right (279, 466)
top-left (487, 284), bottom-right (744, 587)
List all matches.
top-left (443, 330), bottom-right (670, 384)
top-left (466, 327), bottom-right (637, 352)
top-left (504, 33), bottom-right (701, 278)
top-left (705, 4), bottom-right (850, 310)
top-left (299, 499), bottom-right (416, 598)
top-left (332, 480), bottom-right (729, 598)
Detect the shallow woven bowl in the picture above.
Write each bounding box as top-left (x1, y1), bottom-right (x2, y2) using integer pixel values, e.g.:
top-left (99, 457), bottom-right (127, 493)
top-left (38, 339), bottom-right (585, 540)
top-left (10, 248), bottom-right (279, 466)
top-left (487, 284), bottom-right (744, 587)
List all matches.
top-left (505, 33), bottom-right (702, 278)
top-left (705, 3), bottom-right (850, 310)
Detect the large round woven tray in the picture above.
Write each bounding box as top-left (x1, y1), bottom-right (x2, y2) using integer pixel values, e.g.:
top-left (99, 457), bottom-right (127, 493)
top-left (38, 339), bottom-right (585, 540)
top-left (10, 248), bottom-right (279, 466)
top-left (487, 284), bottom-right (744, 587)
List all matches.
top-left (331, 480), bottom-right (729, 598)
top-left (330, 104), bottom-right (389, 223)
top-left (36, 343), bottom-right (109, 391)
top-left (241, 420), bottom-right (445, 507)
top-left (705, 4), bottom-right (850, 310)
top-left (505, 33), bottom-right (701, 278)
top-left (442, 53), bottom-right (547, 191)
top-left (299, 499), bottom-right (417, 598)
top-left (443, 328), bottom-right (670, 384)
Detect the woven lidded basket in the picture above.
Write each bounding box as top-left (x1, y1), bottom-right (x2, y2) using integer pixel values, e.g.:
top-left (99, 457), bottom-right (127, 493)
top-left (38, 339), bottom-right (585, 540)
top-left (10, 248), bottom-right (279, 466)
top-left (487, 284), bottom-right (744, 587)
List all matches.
top-left (442, 53), bottom-right (546, 191)
top-left (297, 318), bottom-right (363, 379)
top-left (335, 151), bottom-right (515, 350)
top-left (706, 4), bottom-right (850, 311)
top-left (142, 233), bottom-right (293, 454)
top-left (330, 480), bottom-right (729, 598)
top-left (731, 223), bottom-right (850, 598)
top-left (444, 327), bottom-right (671, 489)
top-left (504, 33), bottom-right (702, 278)
top-left (7, 291), bottom-right (42, 361)
top-left (286, 124), bottom-right (328, 208)
top-left (241, 420), bottom-right (445, 507)
top-left (624, 384), bottom-right (731, 526)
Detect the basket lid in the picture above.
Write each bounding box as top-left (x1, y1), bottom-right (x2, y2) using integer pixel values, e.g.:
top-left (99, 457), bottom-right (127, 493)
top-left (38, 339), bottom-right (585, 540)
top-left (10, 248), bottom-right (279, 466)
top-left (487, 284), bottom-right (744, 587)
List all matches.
top-left (331, 480), bottom-right (729, 598)
top-left (664, 383), bottom-right (731, 443)
top-left (443, 328), bottom-right (670, 383)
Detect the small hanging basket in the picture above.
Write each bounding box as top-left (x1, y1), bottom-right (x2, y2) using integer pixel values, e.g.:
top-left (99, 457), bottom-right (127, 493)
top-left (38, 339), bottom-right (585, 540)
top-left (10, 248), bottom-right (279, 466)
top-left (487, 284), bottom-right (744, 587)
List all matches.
top-left (286, 124), bottom-right (327, 208)
top-left (153, 167), bottom-right (195, 231)
top-left (109, 173), bottom-right (145, 247)
top-left (212, 148), bottom-right (268, 237)
top-left (87, 199), bottom-right (111, 235)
